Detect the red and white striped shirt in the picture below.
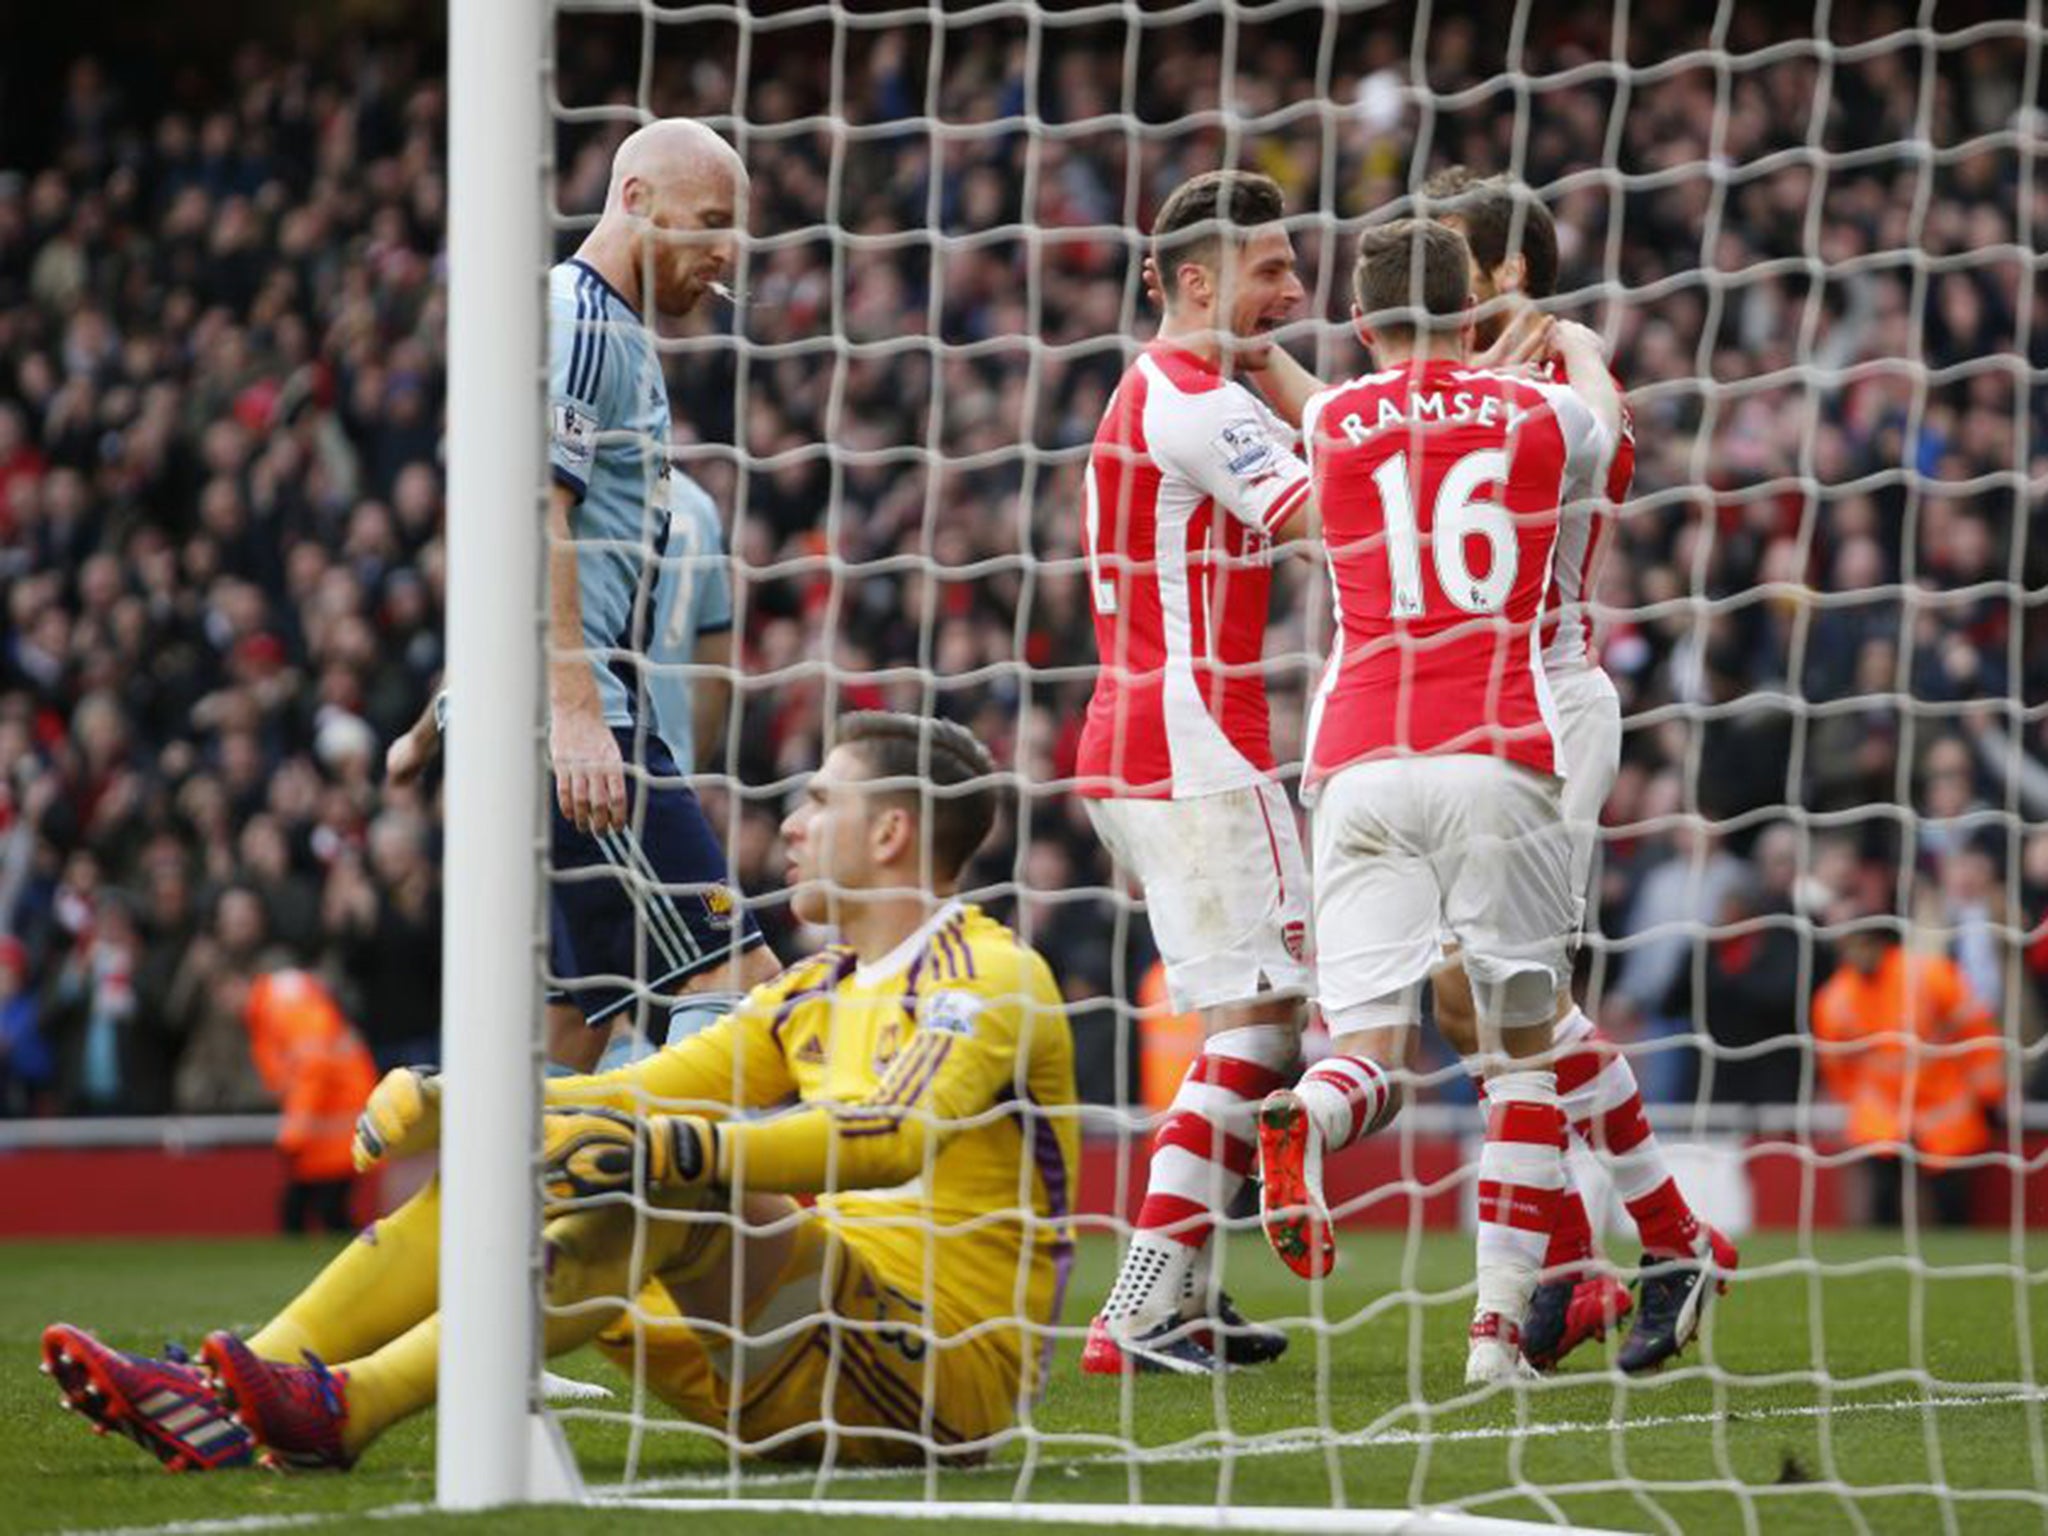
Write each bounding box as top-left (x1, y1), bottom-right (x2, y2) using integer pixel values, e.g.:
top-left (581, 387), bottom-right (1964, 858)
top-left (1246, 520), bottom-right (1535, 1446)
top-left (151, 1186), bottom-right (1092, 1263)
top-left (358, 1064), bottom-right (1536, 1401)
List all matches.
top-left (1077, 341), bottom-right (1311, 800)
top-left (1300, 359), bottom-right (1611, 794)
top-left (1536, 356), bottom-right (1634, 675)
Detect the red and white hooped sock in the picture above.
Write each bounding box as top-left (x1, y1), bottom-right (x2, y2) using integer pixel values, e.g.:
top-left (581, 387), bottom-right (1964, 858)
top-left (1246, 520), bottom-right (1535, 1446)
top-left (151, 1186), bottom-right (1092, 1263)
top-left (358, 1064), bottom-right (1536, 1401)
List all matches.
top-left (1102, 1024), bottom-right (1293, 1326)
top-left (1474, 1068), bottom-right (1567, 1325)
top-left (1472, 1067), bottom-right (1597, 1278)
top-left (1554, 1006), bottom-right (1701, 1258)
top-left (1293, 1053), bottom-right (1400, 1153)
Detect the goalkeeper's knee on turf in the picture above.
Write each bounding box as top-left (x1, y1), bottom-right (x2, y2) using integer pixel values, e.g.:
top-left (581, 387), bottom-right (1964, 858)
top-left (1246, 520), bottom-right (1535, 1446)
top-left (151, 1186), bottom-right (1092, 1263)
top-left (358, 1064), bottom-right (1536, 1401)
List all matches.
top-left (666, 990), bottom-right (743, 1045)
top-left (595, 1025), bottom-right (658, 1073)
top-left (589, 992), bottom-right (741, 1072)
top-left (593, 991), bottom-right (745, 1073)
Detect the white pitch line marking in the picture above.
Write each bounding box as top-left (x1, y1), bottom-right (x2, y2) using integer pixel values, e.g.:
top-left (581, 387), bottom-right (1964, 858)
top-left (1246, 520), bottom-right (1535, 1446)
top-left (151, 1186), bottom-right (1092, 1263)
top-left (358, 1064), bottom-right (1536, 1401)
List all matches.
top-left (66, 1390), bottom-right (2048, 1534)
top-left (62, 1503), bottom-right (435, 1536)
top-left (601, 1388), bottom-right (2048, 1497)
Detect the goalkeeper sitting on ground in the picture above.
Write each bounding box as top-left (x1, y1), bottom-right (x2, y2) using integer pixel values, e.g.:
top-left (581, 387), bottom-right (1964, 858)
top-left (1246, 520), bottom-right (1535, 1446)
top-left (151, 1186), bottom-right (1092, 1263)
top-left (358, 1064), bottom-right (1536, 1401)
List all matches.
top-left (41, 711), bottom-right (1079, 1471)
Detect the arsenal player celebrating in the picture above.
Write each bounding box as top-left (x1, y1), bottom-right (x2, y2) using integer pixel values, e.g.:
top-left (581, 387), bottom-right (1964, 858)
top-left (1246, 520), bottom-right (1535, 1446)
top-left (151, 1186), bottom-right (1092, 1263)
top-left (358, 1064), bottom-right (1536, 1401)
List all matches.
top-left (1421, 168), bottom-right (1738, 1376)
top-left (1256, 219), bottom-right (1620, 1385)
top-left (1075, 169), bottom-right (1315, 1375)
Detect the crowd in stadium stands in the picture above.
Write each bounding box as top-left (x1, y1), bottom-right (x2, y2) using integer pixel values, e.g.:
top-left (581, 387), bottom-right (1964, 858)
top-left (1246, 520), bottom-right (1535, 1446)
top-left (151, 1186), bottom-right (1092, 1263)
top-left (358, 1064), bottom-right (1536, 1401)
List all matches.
top-left (1, 7), bottom-right (2044, 1121)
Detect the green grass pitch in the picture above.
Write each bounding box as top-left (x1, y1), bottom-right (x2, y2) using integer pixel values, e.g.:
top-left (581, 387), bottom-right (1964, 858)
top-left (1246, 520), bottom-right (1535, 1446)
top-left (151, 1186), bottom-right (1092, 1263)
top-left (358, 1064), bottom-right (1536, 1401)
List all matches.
top-left (7, 1229), bottom-right (2048, 1534)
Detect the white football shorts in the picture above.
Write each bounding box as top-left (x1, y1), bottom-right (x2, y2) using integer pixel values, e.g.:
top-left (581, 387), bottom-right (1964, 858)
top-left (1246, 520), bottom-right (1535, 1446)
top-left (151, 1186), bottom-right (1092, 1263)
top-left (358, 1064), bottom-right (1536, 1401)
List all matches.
top-left (1312, 754), bottom-right (1574, 1028)
top-left (1086, 780), bottom-right (1313, 1013)
top-left (1548, 665), bottom-right (1624, 925)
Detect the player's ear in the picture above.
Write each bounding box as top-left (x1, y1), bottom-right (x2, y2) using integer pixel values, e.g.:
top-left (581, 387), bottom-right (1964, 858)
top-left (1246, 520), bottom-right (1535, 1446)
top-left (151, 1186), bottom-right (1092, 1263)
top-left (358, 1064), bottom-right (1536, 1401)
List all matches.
top-left (622, 175), bottom-right (651, 219)
top-left (870, 800), bottom-right (915, 869)
top-left (1351, 302), bottom-right (1372, 348)
top-left (1496, 254), bottom-right (1526, 296)
top-left (1177, 261), bottom-right (1212, 309)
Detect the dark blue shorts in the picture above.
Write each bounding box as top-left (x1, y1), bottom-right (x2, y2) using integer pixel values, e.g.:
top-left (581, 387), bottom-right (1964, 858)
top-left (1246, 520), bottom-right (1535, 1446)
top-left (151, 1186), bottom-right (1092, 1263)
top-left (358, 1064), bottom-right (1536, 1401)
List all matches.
top-left (548, 729), bottom-right (766, 1026)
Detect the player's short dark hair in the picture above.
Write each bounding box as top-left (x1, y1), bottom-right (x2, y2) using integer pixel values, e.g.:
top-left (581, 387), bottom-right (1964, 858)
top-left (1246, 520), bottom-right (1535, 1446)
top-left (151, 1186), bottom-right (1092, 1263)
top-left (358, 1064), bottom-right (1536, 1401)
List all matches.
top-left (836, 711), bottom-right (1002, 883)
top-left (1353, 220), bottom-right (1472, 337)
top-left (1151, 170), bottom-right (1288, 299)
top-left (1417, 166), bottom-right (1559, 300)
top-left (1418, 165), bottom-right (1483, 201)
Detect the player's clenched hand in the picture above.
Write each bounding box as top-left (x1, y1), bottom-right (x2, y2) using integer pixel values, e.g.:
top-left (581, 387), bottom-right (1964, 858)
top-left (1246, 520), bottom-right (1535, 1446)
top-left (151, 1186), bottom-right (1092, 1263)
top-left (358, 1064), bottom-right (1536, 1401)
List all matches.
top-left (541, 1107), bottom-right (714, 1206)
top-left (549, 703), bottom-right (627, 835)
top-left (385, 731), bottom-right (428, 788)
top-left (352, 1066), bottom-right (443, 1172)
top-left (1547, 318), bottom-right (1608, 363)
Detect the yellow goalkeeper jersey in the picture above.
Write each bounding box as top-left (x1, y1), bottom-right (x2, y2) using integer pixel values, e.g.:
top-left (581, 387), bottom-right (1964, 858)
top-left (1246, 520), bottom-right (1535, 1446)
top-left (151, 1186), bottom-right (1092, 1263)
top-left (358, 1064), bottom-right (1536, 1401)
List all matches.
top-left (555, 900), bottom-right (1079, 1397)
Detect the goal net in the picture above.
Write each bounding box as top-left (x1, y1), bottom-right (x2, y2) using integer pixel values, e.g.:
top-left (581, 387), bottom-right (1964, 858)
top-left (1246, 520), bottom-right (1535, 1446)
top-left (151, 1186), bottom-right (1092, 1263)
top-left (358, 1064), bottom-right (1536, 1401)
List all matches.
top-left (505, 1), bottom-right (2048, 1529)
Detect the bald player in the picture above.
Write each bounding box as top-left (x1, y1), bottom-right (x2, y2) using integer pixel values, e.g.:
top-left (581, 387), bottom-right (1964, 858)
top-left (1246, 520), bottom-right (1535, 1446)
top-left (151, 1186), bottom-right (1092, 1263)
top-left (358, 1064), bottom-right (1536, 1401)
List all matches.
top-left (537, 120), bottom-right (781, 1070)
top-left (383, 123), bottom-right (779, 1070)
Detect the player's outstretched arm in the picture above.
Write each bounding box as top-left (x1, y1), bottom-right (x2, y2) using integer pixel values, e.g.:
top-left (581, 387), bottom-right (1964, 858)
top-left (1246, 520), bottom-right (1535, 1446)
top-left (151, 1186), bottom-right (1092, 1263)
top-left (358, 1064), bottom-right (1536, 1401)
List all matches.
top-left (353, 1011), bottom-right (786, 1177)
top-left (547, 997), bottom-right (794, 1118)
top-left (539, 1003), bottom-right (1025, 1204)
top-left (357, 977), bottom-right (798, 1173)
top-left (726, 965), bottom-right (1055, 1193)
top-left (1242, 343), bottom-right (1325, 431)
top-left (541, 1104), bottom-right (716, 1206)
top-left (1550, 320), bottom-right (1622, 445)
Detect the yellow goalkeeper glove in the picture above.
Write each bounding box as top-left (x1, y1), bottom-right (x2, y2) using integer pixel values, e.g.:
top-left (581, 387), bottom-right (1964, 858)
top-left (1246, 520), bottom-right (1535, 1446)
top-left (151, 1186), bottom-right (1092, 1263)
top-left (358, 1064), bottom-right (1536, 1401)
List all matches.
top-left (541, 1107), bottom-right (715, 1206)
top-left (352, 1066), bottom-right (443, 1172)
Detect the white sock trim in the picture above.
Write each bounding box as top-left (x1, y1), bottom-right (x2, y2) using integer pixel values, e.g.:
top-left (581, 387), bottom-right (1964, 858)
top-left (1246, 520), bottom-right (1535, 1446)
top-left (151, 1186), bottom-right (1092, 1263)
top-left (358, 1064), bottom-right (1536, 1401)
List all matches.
top-left (1204, 1022), bottom-right (1296, 1071)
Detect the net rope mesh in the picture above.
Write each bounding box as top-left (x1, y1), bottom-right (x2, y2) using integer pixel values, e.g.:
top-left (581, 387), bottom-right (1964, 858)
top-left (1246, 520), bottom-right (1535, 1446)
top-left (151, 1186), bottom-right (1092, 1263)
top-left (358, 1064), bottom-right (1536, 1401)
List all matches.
top-left (539, 1), bottom-right (2048, 1527)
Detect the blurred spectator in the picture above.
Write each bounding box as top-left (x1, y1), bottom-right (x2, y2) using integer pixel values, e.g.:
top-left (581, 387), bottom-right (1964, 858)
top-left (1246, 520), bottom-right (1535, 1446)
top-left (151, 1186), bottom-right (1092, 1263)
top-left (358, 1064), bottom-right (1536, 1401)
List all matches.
top-left (1601, 817), bottom-right (1748, 1104)
top-left (1811, 918), bottom-right (2005, 1226)
top-left (0, 932), bottom-right (52, 1113)
top-left (1699, 825), bottom-right (1807, 1105)
top-left (242, 968), bottom-right (378, 1234)
top-left (1934, 841), bottom-right (2009, 1021)
top-left (167, 884), bottom-right (291, 1114)
top-left (238, 813), bottom-right (323, 962)
top-left (324, 811), bottom-right (440, 1068)
top-left (41, 889), bottom-right (141, 1112)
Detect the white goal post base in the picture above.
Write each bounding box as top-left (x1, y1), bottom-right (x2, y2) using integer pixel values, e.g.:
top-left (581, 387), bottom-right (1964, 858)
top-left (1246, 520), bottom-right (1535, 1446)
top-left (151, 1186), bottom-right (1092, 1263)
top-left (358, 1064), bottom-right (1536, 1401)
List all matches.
top-left (607, 1498), bottom-right (1635, 1536)
top-left (525, 1410), bottom-right (588, 1503)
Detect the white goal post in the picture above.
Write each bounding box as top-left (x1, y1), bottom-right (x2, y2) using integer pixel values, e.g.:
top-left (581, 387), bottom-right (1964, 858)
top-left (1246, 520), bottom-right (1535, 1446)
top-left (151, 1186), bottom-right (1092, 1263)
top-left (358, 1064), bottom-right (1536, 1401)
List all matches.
top-left (439, 0), bottom-right (563, 1509)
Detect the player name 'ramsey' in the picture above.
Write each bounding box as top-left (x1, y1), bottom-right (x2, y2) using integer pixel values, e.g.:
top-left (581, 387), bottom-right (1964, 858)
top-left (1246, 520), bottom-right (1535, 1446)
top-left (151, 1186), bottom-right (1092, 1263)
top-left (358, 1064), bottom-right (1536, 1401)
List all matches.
top-left (1340, 388), bottom-right (1532, 441)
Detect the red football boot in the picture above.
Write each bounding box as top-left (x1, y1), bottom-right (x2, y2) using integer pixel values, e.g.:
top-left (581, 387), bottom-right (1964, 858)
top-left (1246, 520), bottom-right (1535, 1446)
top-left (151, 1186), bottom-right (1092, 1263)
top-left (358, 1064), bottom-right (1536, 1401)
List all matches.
top-left (1079, 1314), bottom-right (1221, 1375)
top-left (1257, 1091), bottom-right (1335, 1280)
top-left (40, 1323), bottom-right (253, 1471)
top-left (1523, 1272), bottom-right (1635, 1371)
top-left (201, 1330), bottom-right (355, 1471)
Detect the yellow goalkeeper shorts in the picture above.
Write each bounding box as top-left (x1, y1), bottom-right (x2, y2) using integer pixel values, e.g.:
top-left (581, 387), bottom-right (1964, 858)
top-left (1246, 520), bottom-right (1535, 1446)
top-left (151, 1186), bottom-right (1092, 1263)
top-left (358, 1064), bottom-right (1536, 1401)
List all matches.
top-left (592, 1212), bottom-right (1017, 1465)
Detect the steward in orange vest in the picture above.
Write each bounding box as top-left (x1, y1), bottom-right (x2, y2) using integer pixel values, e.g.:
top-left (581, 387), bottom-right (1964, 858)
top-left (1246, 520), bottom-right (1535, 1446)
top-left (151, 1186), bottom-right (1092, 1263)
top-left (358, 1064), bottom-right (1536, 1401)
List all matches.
top-left (1812, 929), bottom-right (2004, 1227)
top-left (244, 970), bottom-right (379, 1233)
